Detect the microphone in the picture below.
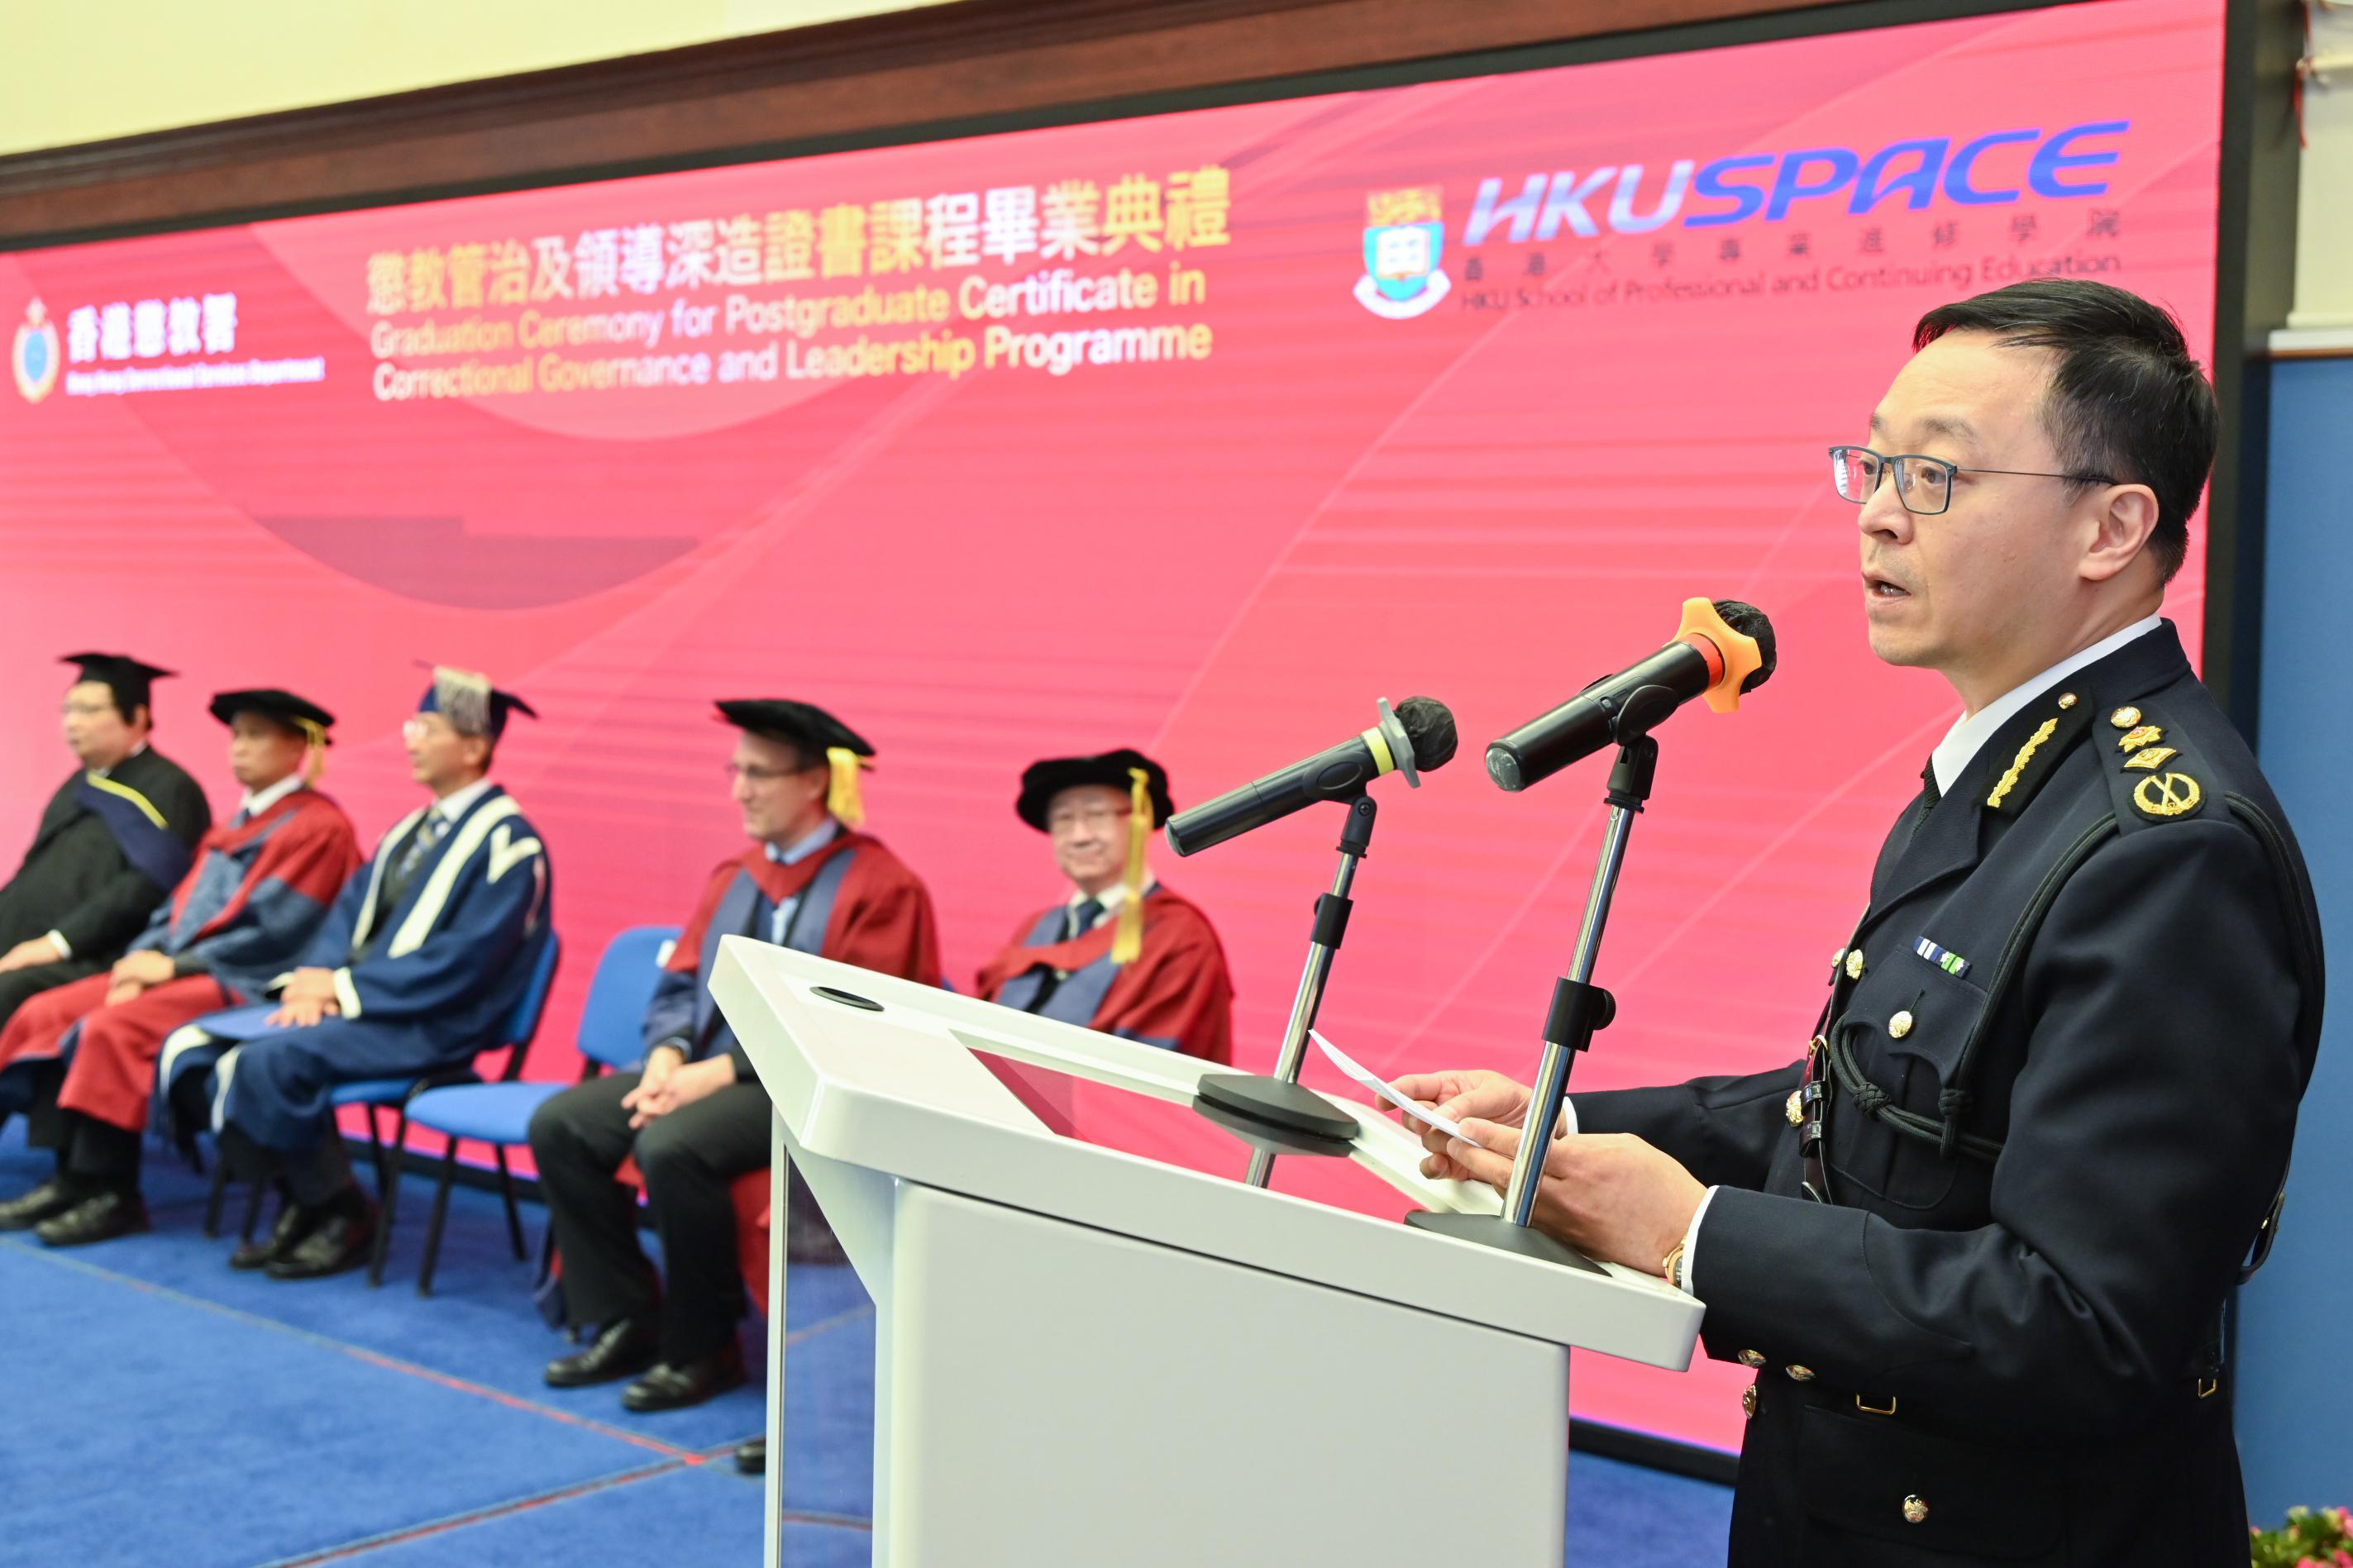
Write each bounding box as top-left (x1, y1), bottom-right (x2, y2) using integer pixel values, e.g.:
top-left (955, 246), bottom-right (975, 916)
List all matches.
top-left (1166, 697), bottom-right (1458, 856)
top-left (1487, 598), bottom-right (1776, 792)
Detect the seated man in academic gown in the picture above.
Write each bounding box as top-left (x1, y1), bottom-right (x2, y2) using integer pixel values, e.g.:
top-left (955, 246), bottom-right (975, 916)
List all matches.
top-left (0, 689), bottom-right (360, 1244)
top-left (0, 654), bottom-right (210, 1035)
top-left (976, 750), bottom-right (1233, 1064)
top-left (530, 698), bottom-right (939, 1416)
top-left (160, 667), bottom-right (552, 1280)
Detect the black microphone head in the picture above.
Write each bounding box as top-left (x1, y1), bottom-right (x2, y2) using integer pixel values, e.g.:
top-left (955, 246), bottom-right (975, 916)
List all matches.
top-left (1394, 696), bottom-right (1458, 771)
top-left (1711, 600), bottom-right (1777, 693)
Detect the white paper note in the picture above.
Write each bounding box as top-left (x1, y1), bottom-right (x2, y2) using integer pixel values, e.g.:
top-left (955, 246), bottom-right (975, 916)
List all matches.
top-left (1310, 1029), bottom-right (1482, 1146)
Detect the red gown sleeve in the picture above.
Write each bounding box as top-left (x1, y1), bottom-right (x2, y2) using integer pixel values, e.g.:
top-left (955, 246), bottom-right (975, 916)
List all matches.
top-left (1094, 900), bottom-right (1234, 1065)
top-left (821, 848), bottom-right (943, 987)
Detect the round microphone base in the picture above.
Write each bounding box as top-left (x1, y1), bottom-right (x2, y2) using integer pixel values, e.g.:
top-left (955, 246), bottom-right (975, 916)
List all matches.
top-left (1191, 1072), bottom-right (1359, 1147)
top-left (1403, 1210), bottom-right (1610, 1276)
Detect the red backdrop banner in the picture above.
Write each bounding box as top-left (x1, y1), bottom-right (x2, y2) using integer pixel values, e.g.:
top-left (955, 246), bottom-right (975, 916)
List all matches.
top-left (0, 0), bottom-right (2222, 1451)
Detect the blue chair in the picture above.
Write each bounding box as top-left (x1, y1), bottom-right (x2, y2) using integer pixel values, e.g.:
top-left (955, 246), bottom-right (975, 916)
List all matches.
top-left (402, 924), bottom-right (676, 1297)
top-left (356, 932), bottom-right (563, 1287)
top-left (189, 934), bottom-right (562, 1284)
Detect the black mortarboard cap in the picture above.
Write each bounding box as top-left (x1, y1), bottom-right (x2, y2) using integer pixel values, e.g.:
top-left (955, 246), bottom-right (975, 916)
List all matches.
top-left (716, 699), bottom-right (876, 826)
top-left (208, 688), bottom-right (336, 742)
top-left (1016, 749), bottom-right (1176, 832)
top-left (61, 652), bottom-right (174, 716)
top-left (714, 699), bottom-right (875, 761)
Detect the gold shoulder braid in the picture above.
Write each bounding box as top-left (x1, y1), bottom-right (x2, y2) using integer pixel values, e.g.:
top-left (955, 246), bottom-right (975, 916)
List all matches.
top-left (1985, 718), bottom-right (2059, 810)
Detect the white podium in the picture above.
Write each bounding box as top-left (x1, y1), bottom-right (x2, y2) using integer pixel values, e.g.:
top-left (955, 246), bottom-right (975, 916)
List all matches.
top-left (711, 937), bottom-right (1703, 1568)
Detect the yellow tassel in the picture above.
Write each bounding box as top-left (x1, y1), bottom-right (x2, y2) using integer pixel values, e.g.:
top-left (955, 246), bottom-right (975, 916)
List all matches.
top-left (298, 718), bottom-right (327, 787)
top-left (1112, 766), bottom-right (1150, 965)
top-left (826, 746), bottom-right (866, 828)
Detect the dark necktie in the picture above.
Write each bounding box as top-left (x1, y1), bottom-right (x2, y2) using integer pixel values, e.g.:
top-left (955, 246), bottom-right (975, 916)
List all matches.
top-left (1024, 898), bottom-right (1105, 1014)
top-left (380, 811), bottom-right (446, 912)
top-left (1067, 898), bottom-right (1104, 941)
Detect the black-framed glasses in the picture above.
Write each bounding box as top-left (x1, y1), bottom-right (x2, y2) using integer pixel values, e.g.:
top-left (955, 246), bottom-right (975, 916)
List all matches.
top-left (1827, 445), bottom-right (2116, 517)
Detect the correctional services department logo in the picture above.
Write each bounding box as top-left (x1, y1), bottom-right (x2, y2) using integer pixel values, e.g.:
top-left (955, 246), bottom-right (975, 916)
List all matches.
top-left (13, 297), bottom-right (60, 403)
top-left (1353, 187), bottom-right (1451, 320)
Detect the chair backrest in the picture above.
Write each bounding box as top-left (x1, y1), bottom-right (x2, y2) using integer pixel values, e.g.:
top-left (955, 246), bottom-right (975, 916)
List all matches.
top-left (487, 930), bottom-right (563, 1082)
top-left (575, 924), bottom-right (684, 1072)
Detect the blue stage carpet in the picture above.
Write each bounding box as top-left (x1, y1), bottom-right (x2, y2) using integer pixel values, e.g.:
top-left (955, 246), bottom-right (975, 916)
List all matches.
top-left (1, 1120), bottom-right (1729, 1563)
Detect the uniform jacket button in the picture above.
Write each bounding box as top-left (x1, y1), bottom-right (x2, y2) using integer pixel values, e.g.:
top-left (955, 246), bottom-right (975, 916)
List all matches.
top-left (1742, 1385), bottom-right (1759, 1418)
top-left (1903, 1494), bottom-right (1930, 1524)
top-left (1888, 1009), bottom-right (1914, 1039)
top-left (1739, 1349), bottom-right (1766, 1367)
top-left (1784, 1365), bottom-right (1815, 1382)
top-left (1845, 948), bottom-right (1865, 980)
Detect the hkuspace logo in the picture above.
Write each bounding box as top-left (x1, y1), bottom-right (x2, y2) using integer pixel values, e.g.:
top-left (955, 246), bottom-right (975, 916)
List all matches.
top-left (13, 298), bottom-right (60, 403)
top-left (1352, 122), bottom-right (2127, 319)
top-left (1353, 187), bottom-right (1453, 319)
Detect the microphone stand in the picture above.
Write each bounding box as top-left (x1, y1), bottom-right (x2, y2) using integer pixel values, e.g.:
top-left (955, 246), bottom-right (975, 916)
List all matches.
top-left (1406, 689), bottom-right (1675, 1272)
top-left (1192, 794), bottom-right (1374, 1183)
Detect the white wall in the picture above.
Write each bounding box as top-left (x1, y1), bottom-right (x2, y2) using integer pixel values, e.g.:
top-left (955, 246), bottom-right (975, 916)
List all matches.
top-left (2292, 3), bottom-right (2352, 329)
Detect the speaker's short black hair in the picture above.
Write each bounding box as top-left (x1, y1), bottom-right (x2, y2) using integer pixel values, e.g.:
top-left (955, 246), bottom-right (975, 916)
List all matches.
top-left (1913, 279), bottom-right (2215, 583)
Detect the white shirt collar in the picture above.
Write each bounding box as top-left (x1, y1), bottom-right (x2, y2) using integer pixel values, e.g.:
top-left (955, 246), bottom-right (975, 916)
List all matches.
top-left (1068, 877), bottom-right (1156, 921)
top-left (239, 772), bottom-right (305, 820)
top-left (429, 776), bottom-right (495, 824)
top-left (763, 816), bottom-right (840, 866)
top-left (1928, 615), bottom-right (2163, 795)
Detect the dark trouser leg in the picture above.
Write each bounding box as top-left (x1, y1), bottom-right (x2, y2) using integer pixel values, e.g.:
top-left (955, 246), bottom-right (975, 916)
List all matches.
top-left (528, 1071), bottom-right (657, 1332)
top-left (281, 1133), bottom-right (354, 1208)
top-left (61, 1111), bottom-right (142, 1193)
top-left (634, 1080), bottom-right (771, 1366)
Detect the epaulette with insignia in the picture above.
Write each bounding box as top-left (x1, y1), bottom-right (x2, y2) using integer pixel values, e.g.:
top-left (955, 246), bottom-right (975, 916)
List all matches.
top-left (1982, 686), bottom-right (2094, 816)
top-left (2097, 701), bottom-right (2207, 828)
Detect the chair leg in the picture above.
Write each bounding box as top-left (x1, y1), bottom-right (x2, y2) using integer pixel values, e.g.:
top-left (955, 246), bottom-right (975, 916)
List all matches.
top-left (203, 1155), bottom-right (228, 1238)
top-left (362, 1106), bottom-right (390, 1199)
top-left (493, 1145), bottom-right (527, 1261)
top-left (417, 1136), bottom-right (461, 1298)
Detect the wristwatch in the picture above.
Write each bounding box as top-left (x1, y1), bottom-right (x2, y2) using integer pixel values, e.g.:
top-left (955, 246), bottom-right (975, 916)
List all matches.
top-left (1661, 1242), bottom-right (1687, 1293)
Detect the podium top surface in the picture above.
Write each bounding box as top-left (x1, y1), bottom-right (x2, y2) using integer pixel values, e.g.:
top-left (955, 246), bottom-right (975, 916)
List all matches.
top-left (711, 937), bottom-right (1703, 1370)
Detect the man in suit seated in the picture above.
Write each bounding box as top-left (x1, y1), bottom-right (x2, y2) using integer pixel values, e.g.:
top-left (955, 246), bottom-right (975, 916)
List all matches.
top-left (0, 689), bottom-right (359, 1244)
top-left (161, 667), bottom-right (552, 1280)
top-left (975, 749), bottom-right (1232, 1062)
top-left (530, 698), bottom-right (939, 1418)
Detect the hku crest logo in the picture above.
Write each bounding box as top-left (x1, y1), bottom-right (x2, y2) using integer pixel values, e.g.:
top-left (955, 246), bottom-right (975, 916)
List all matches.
top-left (12, 298), bottom-right (60, 403)
top-left (1353, 187), bottom-right (1452, 320)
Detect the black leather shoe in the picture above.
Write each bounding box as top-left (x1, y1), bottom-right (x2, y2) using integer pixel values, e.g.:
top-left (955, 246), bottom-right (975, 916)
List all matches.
top-left (231, 1199), bottom-right (317, 1271)
top-left (544, 1319), bottom-right (659, 1388)
top-left (620, 1342), bottom-right (747, 1413)
top-left (0, 1179), bottom-right (84, 1232)
top-left (265, 1192), bottom-right (375, 1281)
top-left (733, 1437), bottom-right (766, 1475)
top-left (34, 1189), bottom-right (148, 1247)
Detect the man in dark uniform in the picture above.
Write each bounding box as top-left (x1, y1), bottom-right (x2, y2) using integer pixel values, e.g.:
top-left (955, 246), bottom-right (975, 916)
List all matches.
top-left (529, 698), bottom-right (940, 1419)
top-left (0, 653), bottom-right (210, 1044)
top-left (1395, 280), bottom-right (2322, 1563)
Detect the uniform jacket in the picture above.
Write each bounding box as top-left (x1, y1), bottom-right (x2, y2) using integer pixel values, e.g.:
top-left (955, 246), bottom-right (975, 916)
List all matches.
top-left (1574, 624), bottom-right (2323, 1565)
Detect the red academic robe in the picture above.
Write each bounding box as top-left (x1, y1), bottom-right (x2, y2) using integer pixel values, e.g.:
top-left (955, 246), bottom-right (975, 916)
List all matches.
top-left (0, 787), bottom-right (360, 1132)
top-left (666, 830), bottom-right (942, 1003)
top-left (975, 886), bottom-right (1234, 1065)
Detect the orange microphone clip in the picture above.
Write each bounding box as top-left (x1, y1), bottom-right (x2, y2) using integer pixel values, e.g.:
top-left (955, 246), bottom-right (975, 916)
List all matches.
top-left (1675, 597), bottom-right (1765, 713)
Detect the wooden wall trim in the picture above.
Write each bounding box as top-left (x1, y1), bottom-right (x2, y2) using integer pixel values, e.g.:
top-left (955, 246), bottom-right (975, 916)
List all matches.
top-left (0, 0), bottom-right (1839, 248)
